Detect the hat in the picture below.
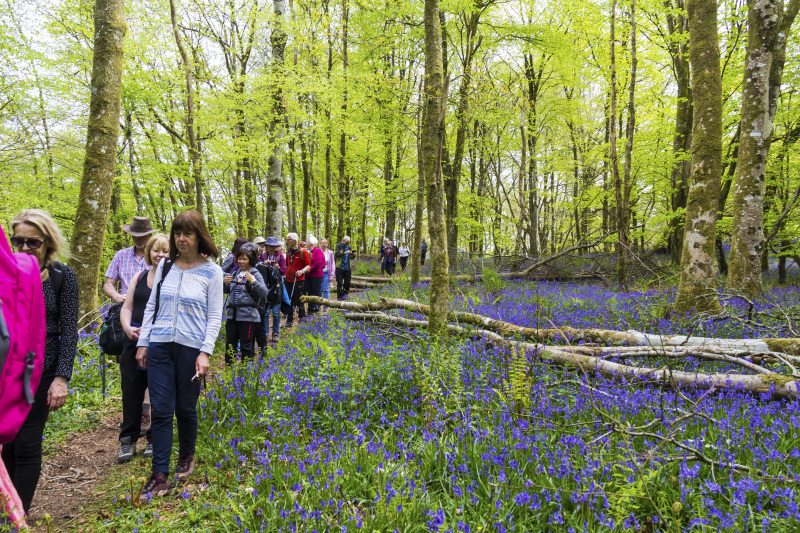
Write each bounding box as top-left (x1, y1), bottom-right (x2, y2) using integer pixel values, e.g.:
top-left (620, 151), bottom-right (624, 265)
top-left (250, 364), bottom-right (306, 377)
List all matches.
top-left (264, 236), bottom-right (280, 247)
top-left (122, 216), bottom-right (157, 237)
top-left (253, 236), bottom-right (266, 245)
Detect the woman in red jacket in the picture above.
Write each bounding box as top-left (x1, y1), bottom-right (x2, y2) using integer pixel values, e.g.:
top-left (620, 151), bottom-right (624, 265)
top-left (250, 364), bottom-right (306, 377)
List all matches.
top-left (284, 232), bottom-right (310, 327)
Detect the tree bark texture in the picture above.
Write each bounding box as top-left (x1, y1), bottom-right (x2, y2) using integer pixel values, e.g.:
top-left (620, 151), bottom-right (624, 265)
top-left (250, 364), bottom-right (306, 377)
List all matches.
top-left (666, 0), bottom-right (693, 265)
top-left (727, 0), bottom-right (800, 296)
top-left (69, 0), bottom-right (127, 319)
top-left (422, 0), bottom-right (450, 336)
top-left (265, 0), bottom-right (287, 239)
top-left (609, 0), bottom-right (625, 287)
top-left (674, 0), bottom-right (723, 313)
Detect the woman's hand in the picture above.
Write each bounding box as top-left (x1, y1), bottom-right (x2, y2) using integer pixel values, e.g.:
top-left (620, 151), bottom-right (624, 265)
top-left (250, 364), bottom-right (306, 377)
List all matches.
top-left (243, 272), bottom-right (255, 283)
top-left (196, 352), bottom-right (210, 377)
top-left (223, 275), bottom-right (234, 284)
top-left (47, 377), bottom-right (69, 411)
top-left (136, 347), bottom-right (148, 369)
top-left (124, 326), bottom-right (141, 341)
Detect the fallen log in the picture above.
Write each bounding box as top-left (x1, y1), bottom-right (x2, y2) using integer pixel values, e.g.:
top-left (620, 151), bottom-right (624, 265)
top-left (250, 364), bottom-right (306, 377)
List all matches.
top-left (303, 295), bottom-right (800, 356)
top-left (300, 296), bottom-right (800, 398)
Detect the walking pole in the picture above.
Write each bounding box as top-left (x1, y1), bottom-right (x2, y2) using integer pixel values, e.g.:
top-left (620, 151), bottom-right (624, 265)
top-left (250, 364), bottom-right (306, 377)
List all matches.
top-left (100, 346), bottom-right (107, 400)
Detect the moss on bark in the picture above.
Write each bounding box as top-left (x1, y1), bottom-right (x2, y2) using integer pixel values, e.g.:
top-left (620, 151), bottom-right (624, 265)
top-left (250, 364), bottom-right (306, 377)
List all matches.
top-left (68, 0), bottom-right (127, 320)
top-left (674, 0), bottom-right (723, 314)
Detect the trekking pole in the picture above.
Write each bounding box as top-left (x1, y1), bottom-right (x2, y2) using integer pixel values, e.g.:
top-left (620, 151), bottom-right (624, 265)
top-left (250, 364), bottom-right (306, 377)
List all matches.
top-left (100, 347), bottom-right (107, 400)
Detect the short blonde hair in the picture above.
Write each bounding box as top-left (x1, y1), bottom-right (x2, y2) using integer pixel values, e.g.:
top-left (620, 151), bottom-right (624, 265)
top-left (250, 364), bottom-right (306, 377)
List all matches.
top-left (10, 209), bottom-right (69, 272)
top-left (144, 233), bottom-right (170, 266)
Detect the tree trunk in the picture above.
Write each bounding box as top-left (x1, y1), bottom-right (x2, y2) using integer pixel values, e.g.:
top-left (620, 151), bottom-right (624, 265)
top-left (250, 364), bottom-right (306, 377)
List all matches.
top-left (727, 0), bottom-right (800, 296)
top-left (265, 0), bottom-right (287, 239)
top-left (444, 10), bottom-right (481, 267)
top-left (69, 0), bottom-right (127, 319)
top-left (674, 0), bottom-right (723, 313)
top-left (169, 0), bottom-right (203, 216)
top-left (609, 0), bottom-right (626, 287)
top-left (620, 0), bottom-right (636, 288)
top-left (422, 0), bottom-right (450, 336)
top-left (665, 0), bottom-right (693, 265)
top-left (336, 0), bottom-right (349, 245)
top-left (410, 79), bottom-right (425, 284)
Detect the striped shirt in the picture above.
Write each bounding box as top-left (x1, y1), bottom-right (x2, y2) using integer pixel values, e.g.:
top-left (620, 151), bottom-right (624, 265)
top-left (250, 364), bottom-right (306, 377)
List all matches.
top-left (105, 246), bottom-right (150, 295)
top-left (137, 260), bottom-right (223, 355)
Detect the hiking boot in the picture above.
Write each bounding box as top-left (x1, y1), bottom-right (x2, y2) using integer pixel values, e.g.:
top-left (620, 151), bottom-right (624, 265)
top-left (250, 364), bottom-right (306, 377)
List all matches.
top-left (140, 471), bottom-right (170, 500)
top-left (271, 333), bottom-right (280, 344)
top-left (118, 437), bottom-right (136, 463)
top-left (143, 441), bottom-right (153, 458)
top-left (175, 454), bottom-right (195, 480)
top-left (140, 410), bottom-right (151, 437)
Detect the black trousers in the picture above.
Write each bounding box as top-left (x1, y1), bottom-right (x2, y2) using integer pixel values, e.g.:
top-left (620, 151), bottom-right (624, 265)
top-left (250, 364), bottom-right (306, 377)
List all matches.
top-left (385, 261), bottom-right (396, 276)
top-left (336, 269), bottom-right (351, 299)
top-left (2, 372), bottom-right (55, 513)
top-left (421, 251), bottom-right (426, 265)
top-left (400, 256), bottom-right (408, 271)
top-left (305, 277), bottom-right (323, 315)
top-left (119, 340), bottom-right (151, 442)
top-left (225, 320), bottom-right (257, 363)
top-left (254, 312), bottom-right (267, 353)
top-left (284, 280), bottom-right (305, 323)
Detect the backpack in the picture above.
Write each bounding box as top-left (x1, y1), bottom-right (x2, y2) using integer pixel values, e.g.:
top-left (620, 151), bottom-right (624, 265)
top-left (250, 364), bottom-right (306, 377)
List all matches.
top-left (0, 224), bottom-right (46, 445)
top-left (254, 261), bottom-right (282, 306)
top-left (98, 302), bottom-right (126, 356)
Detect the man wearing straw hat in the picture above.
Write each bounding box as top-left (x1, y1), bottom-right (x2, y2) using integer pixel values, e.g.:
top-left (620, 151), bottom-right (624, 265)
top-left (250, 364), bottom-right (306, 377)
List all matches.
top-left (103, 216), bottom-right (158, 303)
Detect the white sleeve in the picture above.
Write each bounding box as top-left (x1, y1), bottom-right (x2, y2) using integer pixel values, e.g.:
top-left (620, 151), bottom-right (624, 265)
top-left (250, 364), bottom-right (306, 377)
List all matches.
top-left (201, 265), bottom-right (224, 355)
top-left (136, 260), bottom-right (164, 348)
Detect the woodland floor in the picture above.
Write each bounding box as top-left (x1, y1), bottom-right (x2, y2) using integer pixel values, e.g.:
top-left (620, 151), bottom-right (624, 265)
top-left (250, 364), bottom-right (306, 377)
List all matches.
top-left (26, 297), bottom-right (345, 532)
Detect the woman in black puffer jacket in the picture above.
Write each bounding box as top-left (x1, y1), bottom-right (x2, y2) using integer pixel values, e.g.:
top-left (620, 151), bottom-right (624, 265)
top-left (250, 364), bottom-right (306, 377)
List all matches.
top-left (223, 244), bottom-right (268, 363)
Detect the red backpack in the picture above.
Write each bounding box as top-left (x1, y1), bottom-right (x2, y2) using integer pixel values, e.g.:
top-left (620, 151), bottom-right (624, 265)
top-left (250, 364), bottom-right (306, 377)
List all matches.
top-left (0, 224), bottom-right (46, 444)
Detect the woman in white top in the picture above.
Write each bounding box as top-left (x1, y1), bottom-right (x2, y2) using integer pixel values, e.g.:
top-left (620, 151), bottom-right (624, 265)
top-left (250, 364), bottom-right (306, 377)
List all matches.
top-left (398, 241), bottom-right (410, 272)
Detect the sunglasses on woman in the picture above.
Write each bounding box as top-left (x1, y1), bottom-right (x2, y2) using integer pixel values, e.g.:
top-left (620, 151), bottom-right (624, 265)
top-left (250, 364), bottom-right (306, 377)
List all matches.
top-left (10, 236), bottom-right (45, 250)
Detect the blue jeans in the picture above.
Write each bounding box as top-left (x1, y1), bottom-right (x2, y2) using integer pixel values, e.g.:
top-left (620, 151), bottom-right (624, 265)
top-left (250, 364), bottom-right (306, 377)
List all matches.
top-left (321, 276), bottom-right (330, 300)
top-left (265, 303), bottom-right (281, 335)
top-left (147, 342), bottom-right (202, 474)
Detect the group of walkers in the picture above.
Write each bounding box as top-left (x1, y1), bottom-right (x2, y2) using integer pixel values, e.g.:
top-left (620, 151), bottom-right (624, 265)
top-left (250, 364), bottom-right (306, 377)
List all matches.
top-left (1, 207), bottom-right (364, 522)
top-left (379, 238), bottom-right (426, 276)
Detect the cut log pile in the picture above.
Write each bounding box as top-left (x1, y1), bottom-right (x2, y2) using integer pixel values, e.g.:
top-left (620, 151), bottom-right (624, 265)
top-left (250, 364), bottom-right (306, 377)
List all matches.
top-left (301, 295), bottom-right (800, 399)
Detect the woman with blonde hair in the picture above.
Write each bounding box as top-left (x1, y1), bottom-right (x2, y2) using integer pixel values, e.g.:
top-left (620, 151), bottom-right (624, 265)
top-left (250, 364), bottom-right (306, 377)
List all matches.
top-left (117, 233), bottom-right (170, 463)
top-left (2, 209), bottom-right (79, 514)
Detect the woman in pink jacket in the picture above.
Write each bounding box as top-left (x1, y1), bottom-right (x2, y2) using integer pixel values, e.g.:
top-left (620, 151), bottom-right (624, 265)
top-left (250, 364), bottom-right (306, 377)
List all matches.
top-left (305, 236), bottom-right (326, 315)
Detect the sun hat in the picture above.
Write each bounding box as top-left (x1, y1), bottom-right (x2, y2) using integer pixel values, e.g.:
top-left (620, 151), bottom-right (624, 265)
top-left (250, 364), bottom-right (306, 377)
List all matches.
top-left (264, 237), bottom-right (280, 247)
top-left (253, 236), bottom-right (266, 245)
top-left (122, 216), bottom-right (157, 237)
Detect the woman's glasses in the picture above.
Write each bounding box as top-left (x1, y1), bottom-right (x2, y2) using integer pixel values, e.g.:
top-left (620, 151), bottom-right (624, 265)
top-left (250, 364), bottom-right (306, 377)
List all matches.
top-left (10, 237), bottom-right (45, 250)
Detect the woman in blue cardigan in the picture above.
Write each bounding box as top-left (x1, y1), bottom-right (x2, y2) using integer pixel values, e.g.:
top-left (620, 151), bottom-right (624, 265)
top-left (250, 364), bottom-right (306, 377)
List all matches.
top-left (135, 210), bottom-right (223, 501)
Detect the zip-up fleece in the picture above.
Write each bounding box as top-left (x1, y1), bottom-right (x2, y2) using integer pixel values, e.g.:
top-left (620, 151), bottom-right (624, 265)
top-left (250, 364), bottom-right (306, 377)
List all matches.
top-left (137, 259), bottom-right (224, 355)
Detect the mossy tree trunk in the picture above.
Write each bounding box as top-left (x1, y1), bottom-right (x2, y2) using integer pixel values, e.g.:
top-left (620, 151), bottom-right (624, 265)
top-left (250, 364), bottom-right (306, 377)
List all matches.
top-left (422, 0), bottom-right (450, 336)
top-left (727, 0), bottom-right (800, 297)
top-left (665, 0), bottom-right (693, 265)
top-left (674, 0), bottom-right (723, 313)
top-left (265, 0), bottom-right (287, 239)
top-left (68, 0), bottom-right (127, 319)
top-left (410, 84), bottom-right (425, 284)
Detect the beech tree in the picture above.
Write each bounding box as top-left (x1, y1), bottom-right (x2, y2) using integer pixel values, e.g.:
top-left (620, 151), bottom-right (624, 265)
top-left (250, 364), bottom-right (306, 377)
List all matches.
top-left (674, 0), bottom-right (723, 313)
top-left (68, 0), bottom-right (126, 318)
top-left (422, 0), bottom-right (450, 335)
top-left (727, 0), bottom-right (800, 296)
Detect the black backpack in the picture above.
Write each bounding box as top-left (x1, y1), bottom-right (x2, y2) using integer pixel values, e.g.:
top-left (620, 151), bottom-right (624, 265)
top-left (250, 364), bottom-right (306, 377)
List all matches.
top-left (98, 302), bottom-right (126, 356)
top-left (254, 261), bottom-right (282, 306)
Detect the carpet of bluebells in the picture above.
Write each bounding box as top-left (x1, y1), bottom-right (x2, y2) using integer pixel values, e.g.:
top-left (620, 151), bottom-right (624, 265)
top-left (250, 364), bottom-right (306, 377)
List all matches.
top-left (82, 276), bottom-right (800, 532)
